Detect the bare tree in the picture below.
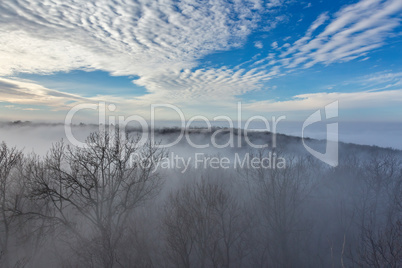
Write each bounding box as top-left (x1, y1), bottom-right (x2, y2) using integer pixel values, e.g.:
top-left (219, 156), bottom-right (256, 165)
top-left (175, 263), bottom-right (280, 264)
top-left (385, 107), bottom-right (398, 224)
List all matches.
top-left (356, 219), bottom-right (401, 267)
top-left (163, 176), bottom-right (251, 268)
top-left (242, 150), bottom-right (318, 267)
top-left (352, 153), bottom-right (402, 267)
top-left (24, 129), bottom-right (164, 267)
top-left (0, 142), bottom-right (23, 267)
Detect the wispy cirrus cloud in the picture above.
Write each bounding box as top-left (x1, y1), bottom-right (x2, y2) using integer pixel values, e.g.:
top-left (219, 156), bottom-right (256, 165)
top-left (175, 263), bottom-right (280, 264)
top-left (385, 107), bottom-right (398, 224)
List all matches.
top-left (244, 88), bottom-right (402, 114)
top-left (0, 77), bottom-right (88, 108)
top-left (260, 0), bottom-right (402, 72)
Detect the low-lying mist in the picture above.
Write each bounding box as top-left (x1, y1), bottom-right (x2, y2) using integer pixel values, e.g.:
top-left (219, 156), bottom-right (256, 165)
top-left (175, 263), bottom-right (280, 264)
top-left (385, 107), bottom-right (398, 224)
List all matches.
top-left (0, 121), bottom-right (401, 267)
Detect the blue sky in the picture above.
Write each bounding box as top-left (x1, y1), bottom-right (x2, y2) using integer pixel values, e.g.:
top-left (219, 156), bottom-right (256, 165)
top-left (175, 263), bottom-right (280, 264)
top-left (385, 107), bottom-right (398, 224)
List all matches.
top-left (0, 0), bottom-right (401, 123)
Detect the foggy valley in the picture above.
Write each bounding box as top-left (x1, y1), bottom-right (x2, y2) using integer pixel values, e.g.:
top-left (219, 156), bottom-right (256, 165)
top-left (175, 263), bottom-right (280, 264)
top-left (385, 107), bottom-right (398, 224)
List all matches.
top-left (0, 123), bottom-right (401, 267)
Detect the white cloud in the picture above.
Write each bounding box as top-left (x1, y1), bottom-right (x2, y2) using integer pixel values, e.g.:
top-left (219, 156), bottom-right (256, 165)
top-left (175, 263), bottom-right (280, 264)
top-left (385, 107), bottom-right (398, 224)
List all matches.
top-left (254, 41), bottom-right (263, 49)
top-left (355, 71), bottom-right (402, 90)
top-left (282, 0), bottom-right (402, 69)
top-left (365, 71), bottom-right (402, 83)
top-left (0, 67), bottom-right (273, 120)
top-left (133, 67), bottom-right (273, 106)
top-left (256, 0), bottom-right (402, 73)
top-left (266, 0), bottom-right (286, 9)
top-left (0, 77), bottom-right (89, 109)
top-left (243, 71), bottom-right (402, 116)
top-left (244, 88), bottom-right (402, 113)
top-left (0, 0), bottom-right (262, 77)
top-left (262, 14), bottom-right (288, 31)
top-left (0, 0), bottom-right (281, 115)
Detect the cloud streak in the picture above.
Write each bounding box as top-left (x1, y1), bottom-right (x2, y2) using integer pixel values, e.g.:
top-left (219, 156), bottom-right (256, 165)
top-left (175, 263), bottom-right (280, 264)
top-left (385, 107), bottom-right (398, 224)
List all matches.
top-left (244, 88), bottom-right (402, 113)
top-left (275, 0), bottom-right (402, 69)
top-left (0, 77), bottom-right (88, 108)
